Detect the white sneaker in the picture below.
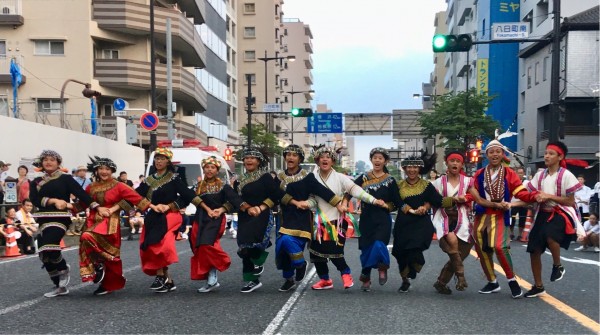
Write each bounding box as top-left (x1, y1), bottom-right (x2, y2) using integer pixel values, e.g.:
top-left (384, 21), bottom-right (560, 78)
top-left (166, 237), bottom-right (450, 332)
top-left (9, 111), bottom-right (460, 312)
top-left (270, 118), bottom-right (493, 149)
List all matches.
top-left (58, 264), bottom-right (71, 288)
top-left (574, 246), bottom-right (588, 251)
top-left (594, 247), bottom-right (600, 253)
top-left (44, 286), bottom-right (69, 298)
top-left (181, 233), bottom-right (188, 240)
top-left (131, 228), bottom-right (136, 234)
top-left (208, 269), bottom-right (218, 286)
top-left (197, 282), bottom-right (220, 293)
top-left (231, 231), bottom-right (237, 239)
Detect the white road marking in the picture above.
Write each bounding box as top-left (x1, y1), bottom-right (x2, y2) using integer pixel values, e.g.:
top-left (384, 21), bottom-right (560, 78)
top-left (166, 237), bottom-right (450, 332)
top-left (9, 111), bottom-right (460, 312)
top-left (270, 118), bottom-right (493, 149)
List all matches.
top-left (263, 266), bottom-right (316, 335)
top-left (0, 247), bottom-right (78, 264)
top-left (0, 250), bottom-right (190, 316)
top-left (544, 251), bottom-right (600, 267)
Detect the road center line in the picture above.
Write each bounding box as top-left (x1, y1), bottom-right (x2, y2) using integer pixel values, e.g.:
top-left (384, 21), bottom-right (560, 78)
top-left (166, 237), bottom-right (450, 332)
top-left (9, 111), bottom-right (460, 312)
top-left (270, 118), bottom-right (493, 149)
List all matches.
top-left (0, 249), bottom-right (190, 316)
top-left (263, 265), bottom-right (316, 335)
top-left (469, 249), bottom-right (600, 333)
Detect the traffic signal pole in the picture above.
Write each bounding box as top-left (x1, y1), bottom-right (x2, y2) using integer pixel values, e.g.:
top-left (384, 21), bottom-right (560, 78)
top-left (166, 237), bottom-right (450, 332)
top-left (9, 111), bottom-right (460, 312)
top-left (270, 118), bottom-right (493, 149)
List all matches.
top-left (549, 0), bottom-right (562, 141)
top-left (246, 74), bottom-right (253, 148)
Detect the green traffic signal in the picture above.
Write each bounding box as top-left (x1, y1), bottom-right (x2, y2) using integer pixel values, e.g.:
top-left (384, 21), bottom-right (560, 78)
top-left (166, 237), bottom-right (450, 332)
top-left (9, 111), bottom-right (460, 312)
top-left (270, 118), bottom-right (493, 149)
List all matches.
top-left (290, 108), bottom-right (313, 117)
top-left (291, 108), bottom-right (301, 117)
top-left (432, 34), bottom-right (472, 53)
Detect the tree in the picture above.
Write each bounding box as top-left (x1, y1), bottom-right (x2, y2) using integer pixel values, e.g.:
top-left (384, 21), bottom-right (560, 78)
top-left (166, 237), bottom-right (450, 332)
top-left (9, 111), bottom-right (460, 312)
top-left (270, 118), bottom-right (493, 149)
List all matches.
top-left (355, 160), bottom-right (367, 174)
top-left (236, 123), bottom-right (282, 160)
top-left (417, 88), bottom-right (500, 152)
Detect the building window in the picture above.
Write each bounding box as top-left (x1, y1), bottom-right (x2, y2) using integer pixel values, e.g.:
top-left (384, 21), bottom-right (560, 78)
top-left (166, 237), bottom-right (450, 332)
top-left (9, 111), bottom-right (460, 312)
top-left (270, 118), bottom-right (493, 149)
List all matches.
top-left (243, 3), bottom-right (255, 14)
top-left (37, 99), bottom-right (61, 114)
top-left (527, 66), bottom-right (532, 89)
top-left (34, 40), bottom-right (65, 55)
top-left (244, 50), bottom-right (255, 61)
top-left (0, 40), bottom-right (6, 57)
top-left (482, 19), bottom-right (485, 38)
top-left (536, 1), bottom-right (549, 26)
top-left (284, 29), bottom-right (288, 36)
top-left (244, 27), bottom-right (255, 38)
top-left (101, 49), bottom-right (119, 59)
top-left (275, 28), bottom-right (279, 40)
top-left (543, 56), bottom-right (549, 81)
top-left (534, 61), bottom-right (539, 85)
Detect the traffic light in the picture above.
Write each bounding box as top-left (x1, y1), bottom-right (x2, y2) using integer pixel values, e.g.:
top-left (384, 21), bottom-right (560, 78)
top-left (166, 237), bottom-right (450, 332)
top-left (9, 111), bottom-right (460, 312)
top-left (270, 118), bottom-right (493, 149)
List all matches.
top-left (290, 107), bottom-right (313, 117)
top-left (468, 149), bottom-right (480, 164)
top-left (224, 148), bottom-right (233, 161)
top-left (475, 139), bottom-right (483, 150)
top-left (432, 34), bottom-right (473, 53)
top-left (82, 84), bottom-right (101, 98)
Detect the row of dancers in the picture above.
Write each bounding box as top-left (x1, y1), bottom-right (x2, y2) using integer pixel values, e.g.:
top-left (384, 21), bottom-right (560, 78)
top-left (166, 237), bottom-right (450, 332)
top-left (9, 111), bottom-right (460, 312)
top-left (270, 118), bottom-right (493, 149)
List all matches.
top-left (30, 138), bottom-right (585, 299)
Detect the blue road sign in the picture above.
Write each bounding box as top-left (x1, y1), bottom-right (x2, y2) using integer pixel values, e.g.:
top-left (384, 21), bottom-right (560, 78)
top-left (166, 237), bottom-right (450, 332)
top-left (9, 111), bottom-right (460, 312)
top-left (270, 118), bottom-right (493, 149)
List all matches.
top-left (113, 98), bottom-right (127, 111)
top-left (307, 113), bottom-right (343, 133)
top-left (140, 112), bottom-right (159, 131)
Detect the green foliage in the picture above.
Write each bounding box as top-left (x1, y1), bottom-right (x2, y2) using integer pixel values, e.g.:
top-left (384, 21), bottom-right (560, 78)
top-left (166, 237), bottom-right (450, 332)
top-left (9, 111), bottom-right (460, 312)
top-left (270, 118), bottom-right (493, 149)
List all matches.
top-left (237, 124), bottom-right (282, 160)
top-left (417, 88), bottom-right (500, 152)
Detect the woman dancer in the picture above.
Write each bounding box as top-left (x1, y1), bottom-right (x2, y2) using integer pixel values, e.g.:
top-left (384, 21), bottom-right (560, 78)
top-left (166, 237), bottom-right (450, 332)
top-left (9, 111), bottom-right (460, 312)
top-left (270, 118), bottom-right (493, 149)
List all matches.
top-left (192, 156), bottom-right (242, 293)
top-left (136, 147), bottom-right (202, 293)
top-left (392, 154), bottom-right (454, 293)
top-left (78, 157), bottom-right (150, 296)
top-left (235, 147), bottom-right (279, 293)
top-left (29, 150), bottom-right (102, 297)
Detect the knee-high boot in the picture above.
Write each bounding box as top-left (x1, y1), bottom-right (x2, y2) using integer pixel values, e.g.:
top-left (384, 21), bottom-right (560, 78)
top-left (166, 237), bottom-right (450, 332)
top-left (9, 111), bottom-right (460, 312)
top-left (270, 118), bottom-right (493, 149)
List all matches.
top-left (449, 252), bottom-right (467, 291)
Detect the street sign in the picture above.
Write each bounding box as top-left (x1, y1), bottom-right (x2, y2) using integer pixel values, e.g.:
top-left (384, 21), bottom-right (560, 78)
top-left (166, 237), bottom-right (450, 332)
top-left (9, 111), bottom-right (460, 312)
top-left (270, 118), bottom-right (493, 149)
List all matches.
top-left (4, 181), bottom-right (16, 203)
top-left (262, 103), bottom-right (281, 112)
top-left (113, 98), bottom-right (128, 111)
top-left (307, 113), bottom-right (343, 134)
top-left (140, 112), bottom-right (159, 131)
top-left (492, 23), bottom-right (528, 40)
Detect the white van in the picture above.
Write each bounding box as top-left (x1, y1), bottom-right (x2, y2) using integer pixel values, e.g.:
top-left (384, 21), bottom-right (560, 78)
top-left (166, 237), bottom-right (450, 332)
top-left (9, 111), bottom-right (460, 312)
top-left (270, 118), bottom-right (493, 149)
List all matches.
top-left (145, 139), bottom-right (233, 187)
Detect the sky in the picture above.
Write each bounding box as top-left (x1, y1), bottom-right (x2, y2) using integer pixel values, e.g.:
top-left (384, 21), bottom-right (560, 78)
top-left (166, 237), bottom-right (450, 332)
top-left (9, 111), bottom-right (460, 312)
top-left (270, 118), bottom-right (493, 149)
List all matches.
top-left (283, 0), bottom-right (447, 164)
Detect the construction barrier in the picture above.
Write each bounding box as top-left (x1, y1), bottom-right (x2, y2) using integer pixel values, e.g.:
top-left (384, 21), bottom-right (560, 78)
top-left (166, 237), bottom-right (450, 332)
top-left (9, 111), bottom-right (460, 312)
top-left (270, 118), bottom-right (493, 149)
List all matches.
top-left (519, 209), bottom-right (533, 242)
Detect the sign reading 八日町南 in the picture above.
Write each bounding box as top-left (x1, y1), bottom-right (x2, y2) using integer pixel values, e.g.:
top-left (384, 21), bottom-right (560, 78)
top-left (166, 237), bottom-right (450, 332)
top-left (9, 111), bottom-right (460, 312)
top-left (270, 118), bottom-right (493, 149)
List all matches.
top-left (492, 23), bottom-right (528, 40)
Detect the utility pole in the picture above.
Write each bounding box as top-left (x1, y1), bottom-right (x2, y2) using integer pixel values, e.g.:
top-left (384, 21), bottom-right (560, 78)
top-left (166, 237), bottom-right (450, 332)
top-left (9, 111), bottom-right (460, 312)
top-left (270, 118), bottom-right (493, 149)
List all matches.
top-left (549, 0), bottom-right (562, 142)
top-left (149, 0), bottom-right (157, 150)
top-left (166, 18), bottom-right (175, 140)
top-left (246, 74), bottom-right (253, 148)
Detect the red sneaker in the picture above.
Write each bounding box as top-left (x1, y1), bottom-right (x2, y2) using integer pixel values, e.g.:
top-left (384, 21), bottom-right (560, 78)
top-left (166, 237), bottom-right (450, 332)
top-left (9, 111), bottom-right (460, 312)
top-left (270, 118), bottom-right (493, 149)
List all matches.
top-left (342, 274), bottom-right (354, 289)
top-left (311, 279), bottom-right (333, 290)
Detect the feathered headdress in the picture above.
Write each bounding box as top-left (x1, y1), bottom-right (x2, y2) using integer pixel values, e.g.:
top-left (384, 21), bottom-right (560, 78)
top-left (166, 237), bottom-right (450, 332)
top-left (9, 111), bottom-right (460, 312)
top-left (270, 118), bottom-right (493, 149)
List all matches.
top-left (87, 156), bottom-right (117, 173)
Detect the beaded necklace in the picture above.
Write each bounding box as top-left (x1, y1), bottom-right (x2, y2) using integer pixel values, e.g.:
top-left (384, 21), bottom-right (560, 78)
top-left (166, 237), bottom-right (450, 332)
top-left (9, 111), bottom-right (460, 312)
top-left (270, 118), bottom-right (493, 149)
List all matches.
top-left (484, 165), bottom-right (505, 201)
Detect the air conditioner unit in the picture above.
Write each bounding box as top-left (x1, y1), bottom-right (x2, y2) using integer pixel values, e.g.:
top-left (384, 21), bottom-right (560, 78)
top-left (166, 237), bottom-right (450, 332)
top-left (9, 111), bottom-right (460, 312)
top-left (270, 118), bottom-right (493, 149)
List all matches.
top-left (2, 6), bottom-right (15, 14)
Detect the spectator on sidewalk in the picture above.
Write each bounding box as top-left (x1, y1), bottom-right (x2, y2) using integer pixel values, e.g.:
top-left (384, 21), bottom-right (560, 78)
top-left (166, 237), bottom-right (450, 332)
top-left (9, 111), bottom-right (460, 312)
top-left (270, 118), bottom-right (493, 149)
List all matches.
top-left (67, 165), bottom-right (92, 236)
top-left (15, 200), bottom-right (38, 254)
top-left (0, 160), bottom-right (12, 209)
top-left (118, 171), bottom-right (134, 187)
top-left (16, 165), bottom-right (31, 204)
top-left (575, 175), bottom-right (593, 220)
top-left (574, 213), bottom-right (599, 252)
top-left (133, 175), bottom-right (145, 189)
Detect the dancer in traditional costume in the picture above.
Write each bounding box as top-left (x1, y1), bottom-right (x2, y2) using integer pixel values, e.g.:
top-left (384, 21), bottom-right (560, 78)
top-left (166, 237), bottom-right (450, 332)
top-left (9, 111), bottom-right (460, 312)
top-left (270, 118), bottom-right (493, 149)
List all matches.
top-left (29, 150), bottom-right (102, 297)
top-left (520, 141), bottom-right (586, 297)
top-left (192, 156), bottom-right (242, 293)
top-left (471, 139), bottom-right (539, 299)
top-left (431, 151), bottom-right (474, 294)
top-left (136, 147), bottom-right (202, 293)
top-left (234, 147), bottom-right (279, 293)
top-left (350, 147), bottom-right (405, 292)
top-left (275, 144), bottom-right (343, 292)
top-left (392, 154), bottom-right (454, 293)
top-left (307, 146), bottom-right (387, 290)
top-left (78, 157), bottom-right (150, 296)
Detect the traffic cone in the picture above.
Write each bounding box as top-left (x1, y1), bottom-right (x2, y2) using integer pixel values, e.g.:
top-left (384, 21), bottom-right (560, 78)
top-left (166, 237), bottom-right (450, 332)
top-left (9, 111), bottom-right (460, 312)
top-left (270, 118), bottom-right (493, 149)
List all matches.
top-left (432, 232), bottom-right (438, 240)
top-left (519, 209), bottom-right (533, 242)
top-left (60, 238), bottom-right (67, 249)
top-left (2, 225), bottom-right (22, 257)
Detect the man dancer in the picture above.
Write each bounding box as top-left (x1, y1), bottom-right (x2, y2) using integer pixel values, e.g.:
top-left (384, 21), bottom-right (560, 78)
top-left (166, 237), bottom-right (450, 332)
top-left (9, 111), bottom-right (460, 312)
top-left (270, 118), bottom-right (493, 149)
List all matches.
top-left (470, 140), bottom-right (538, 299)
top-left (274, 144), bottom-right (344, 292)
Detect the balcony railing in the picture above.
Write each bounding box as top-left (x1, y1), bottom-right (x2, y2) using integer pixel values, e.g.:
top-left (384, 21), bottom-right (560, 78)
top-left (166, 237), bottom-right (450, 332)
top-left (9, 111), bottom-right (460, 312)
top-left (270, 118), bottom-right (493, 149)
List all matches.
top-left (0, 55), bottom-right (26, 84)
top-left (94, 59), bottom-right (208, 111)
top-left (539, 126), bottom-right (599, 140)
top-left (93, 0), bottom-right (206, 68)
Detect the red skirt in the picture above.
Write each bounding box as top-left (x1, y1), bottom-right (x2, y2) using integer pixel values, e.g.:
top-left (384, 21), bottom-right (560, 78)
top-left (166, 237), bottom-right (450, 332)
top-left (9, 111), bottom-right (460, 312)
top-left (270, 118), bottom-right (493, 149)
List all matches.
top-left (79, 230), bottom-right (125, 292)
top-left (139, 211), bottom-right (182, 276)
top-left (190, 216), bottom-right (231, 280)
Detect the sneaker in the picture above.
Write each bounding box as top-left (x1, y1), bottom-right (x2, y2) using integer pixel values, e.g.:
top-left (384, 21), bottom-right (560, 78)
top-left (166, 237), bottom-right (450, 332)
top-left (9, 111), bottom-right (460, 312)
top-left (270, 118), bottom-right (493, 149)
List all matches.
top-left (208, 269), bottom-right (218, 286)
top-left (550, 264), bottom-right (565, 282)
top-left (524, 285), bottom-right (546, 298)
top-left (398, 281), bottom-right (411, 293)
top-left (150, 276), bottom-right (166, 290)
top-left (138, 227), bottom-right (143, 234)
top-left (279, 279), bottom-right (296, 292)
top-left (58, 264), bottom-right (70, 288)
top-left (181, 233), bottom-right (188, 240)
top-left (241, 280), bottom-right (262, 293)
top-left (478, 282), bottom-right (501, 294)
top-left (231, 231), bottom-right (237, 239)
top-left (253, 265), bottom-right (264, 276)
top-left (93, 264), bottom-right (105, 284)
top-left (197, 282), bottom-right (220, 293)
top-left (156, 279), bottom-right (176, 293)
top-left (433, 281), bottom-right (452, 295)
top-left (295, 262), bottom-right (307, 282)
top-left (594, 247), bottom-right (600, 253)
top-left (508, 280), bottom-right (523, 299)
top-left (44, 286), bottom-right (69, 298)
top-left (378, 269), bottom-right (388, 286)
top-left (360, 280), bottom-right (371, 292)
top-left (131, 228), bottom-right (136, 234)
top-left (311, 279), bottom-right (334, 290)
top-left (574, 245), bottom-right (588, 251)
top-left (93, 286), bottom-right (110, 296)
top-left (65, 231), bottom-right (75, 236)
top-left (342, 274), bottom-right (354, 289)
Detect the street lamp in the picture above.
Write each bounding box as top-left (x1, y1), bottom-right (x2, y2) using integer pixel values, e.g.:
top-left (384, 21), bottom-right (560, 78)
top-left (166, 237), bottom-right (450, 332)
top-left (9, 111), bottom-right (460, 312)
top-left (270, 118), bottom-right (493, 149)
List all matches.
top-left (258, 50), bottom-right (295, 131)
top-left (286, 87), bottom-right (315, 142)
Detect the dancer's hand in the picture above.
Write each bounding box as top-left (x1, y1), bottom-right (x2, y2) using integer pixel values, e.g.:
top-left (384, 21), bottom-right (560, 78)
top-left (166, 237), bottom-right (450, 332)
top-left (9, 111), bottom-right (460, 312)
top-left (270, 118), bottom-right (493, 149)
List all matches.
top-left (212, 208), bottom-right (225, 218)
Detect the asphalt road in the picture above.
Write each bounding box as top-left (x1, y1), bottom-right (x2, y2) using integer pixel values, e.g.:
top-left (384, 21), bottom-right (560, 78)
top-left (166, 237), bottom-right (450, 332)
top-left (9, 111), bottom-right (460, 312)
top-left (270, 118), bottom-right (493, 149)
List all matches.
top-left (0, 232), bottom-right (598, 334)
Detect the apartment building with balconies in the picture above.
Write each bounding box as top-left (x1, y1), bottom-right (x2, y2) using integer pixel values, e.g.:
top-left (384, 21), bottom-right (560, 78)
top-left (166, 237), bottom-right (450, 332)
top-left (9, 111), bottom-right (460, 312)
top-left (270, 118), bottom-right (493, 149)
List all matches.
top-left (443, 0), bottom-right (478, 94)
top-left (0, 0), bottom-right (235, 150)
